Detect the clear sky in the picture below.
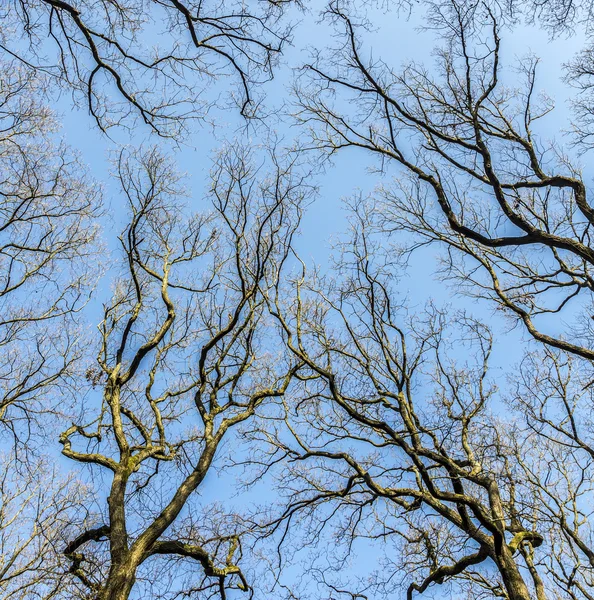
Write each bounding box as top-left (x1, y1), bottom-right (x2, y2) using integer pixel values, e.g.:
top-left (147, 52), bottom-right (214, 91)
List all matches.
top-left (45, 3), bottom-right (590, 596)
top-left (57, 3), bottom-right (586, 277)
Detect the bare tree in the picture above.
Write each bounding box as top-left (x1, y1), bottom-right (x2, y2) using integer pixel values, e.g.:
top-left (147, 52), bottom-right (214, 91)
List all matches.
top-left (259, 202), bottom-right (549, 600)
top-left (0, 59), bottom-right (101, 447)
top-left (7, 1), bottom-right (594, 599)
top-left (1, 0), bottom-right (299, 136)
top-left (0, 456), bottom-right (91, 600)
top-left (294, 0), bottom-right (594, 363)
top-left (59, 144), bottom-right (307, 600)
top-left (506, 348), bottom-right (594, 600)
top-left (219, 0), bottom-right (594, 597)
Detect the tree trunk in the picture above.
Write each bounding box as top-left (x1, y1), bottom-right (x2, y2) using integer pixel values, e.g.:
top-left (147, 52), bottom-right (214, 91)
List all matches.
top-left (496, 545), bottom-right (534, 600)
top-left (98, 562), bottom-right (137, 600)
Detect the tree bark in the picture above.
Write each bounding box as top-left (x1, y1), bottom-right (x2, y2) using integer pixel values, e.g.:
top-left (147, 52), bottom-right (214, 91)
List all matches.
top-left (495, 545), bottom-right (534, 600)
top-left (98, 561), bottom-right (137, 600)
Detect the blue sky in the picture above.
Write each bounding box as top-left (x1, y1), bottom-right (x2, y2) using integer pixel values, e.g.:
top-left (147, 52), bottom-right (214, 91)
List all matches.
top-left (44, 3), bottom-right (592, 596)
top-left (57, 3), bottom-right (586, 270)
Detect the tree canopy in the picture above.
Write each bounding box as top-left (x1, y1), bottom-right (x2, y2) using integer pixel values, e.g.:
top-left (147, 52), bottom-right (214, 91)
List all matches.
top-left (2, 1), bottom-right (594, 599)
